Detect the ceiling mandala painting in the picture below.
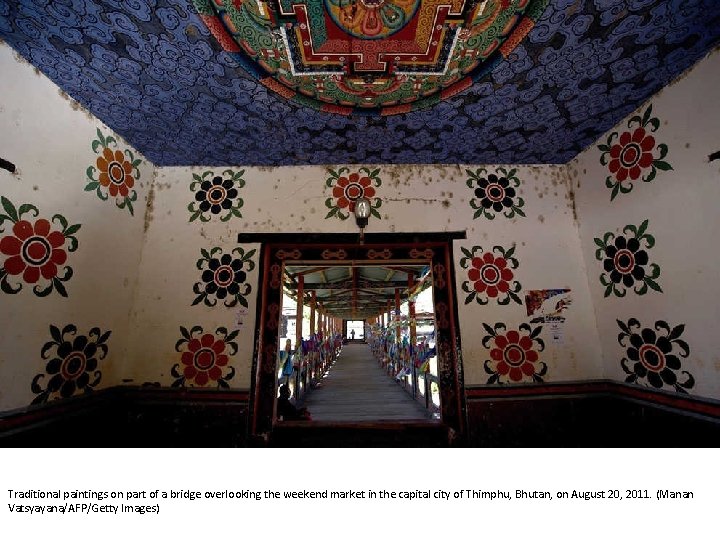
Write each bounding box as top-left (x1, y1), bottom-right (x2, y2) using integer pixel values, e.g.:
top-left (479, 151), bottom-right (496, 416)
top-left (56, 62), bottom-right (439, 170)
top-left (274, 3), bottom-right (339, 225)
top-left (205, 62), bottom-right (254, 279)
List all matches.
top-left (0, 1), bottom-right (719, 166)
top-left (193, 0), bottom-right (549, 115)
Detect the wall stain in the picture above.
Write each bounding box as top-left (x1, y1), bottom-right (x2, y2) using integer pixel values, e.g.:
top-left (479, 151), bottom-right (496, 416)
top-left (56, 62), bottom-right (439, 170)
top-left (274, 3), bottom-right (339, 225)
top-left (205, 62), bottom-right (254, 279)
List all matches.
top-left (155, 182), bottom-right (173, 191)
top-left (387, 166), bottom-right (401, 188)
top-left (562, 167), bottom-right (579, 223)
top-left (143, 180), bottom-right (156, 233)
top-left (385, 197), bottom-right (442, 203)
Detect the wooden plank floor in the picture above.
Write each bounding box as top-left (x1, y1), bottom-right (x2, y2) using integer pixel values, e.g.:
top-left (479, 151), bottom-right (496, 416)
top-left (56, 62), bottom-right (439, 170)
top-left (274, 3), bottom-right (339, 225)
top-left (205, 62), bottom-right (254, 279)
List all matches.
top-left (302, 344), bottom-right (432, 422)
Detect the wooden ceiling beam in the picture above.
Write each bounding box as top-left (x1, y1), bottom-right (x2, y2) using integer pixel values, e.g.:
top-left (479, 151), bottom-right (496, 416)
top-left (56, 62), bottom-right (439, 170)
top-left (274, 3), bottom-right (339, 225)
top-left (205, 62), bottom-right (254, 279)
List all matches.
top-left (289, 266), bottom-right (332, 277)
top-left (385, 266), bottom-right (420, 274)
top-left (288, 280), bottom-right (410, 290)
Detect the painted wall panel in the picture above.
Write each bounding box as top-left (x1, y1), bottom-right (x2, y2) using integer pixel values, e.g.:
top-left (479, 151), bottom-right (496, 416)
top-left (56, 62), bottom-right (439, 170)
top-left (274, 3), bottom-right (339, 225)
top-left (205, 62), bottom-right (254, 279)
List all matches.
top-left (0, 44), bottom-right (153, 411)
top-left (127, 163), bottom-right (603, 389)
top-left (572, 48), bottom-right (720, 399)
top-left (124, 166), bottom-right (260, 390)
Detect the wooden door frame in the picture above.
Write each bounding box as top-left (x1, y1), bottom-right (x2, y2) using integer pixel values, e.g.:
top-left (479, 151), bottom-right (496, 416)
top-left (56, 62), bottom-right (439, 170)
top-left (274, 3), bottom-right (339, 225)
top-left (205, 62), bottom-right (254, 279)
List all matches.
top-left (241, 232), bottom-right (467, 441)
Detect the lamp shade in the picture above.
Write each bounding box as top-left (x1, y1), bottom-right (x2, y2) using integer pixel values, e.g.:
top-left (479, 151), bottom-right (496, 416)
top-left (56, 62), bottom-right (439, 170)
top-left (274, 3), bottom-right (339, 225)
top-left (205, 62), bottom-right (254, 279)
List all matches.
top-left (354, 197), bottom-right (371, 219)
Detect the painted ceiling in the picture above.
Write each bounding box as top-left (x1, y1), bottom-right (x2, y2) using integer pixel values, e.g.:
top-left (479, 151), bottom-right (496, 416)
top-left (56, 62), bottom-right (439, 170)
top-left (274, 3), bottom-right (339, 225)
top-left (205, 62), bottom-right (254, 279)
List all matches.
top-left (0, 0), bottom-right (719, 167)
top-left (284, 264), bottom-right (430, 319)
top-left (193, 0), bottom-right (550, 114)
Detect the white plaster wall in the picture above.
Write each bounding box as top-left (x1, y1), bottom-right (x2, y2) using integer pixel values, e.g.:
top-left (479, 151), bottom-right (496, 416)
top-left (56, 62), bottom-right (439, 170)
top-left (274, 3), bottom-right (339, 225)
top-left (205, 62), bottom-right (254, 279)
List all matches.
top-left (572, 48), bottom-right (720, 399)
top-left (0, 44), bottom-right (153, 411)
top-left (457, 165), bottom-right (603, 386)
top-left (128, 163), bottom-right (603, 388)
top-left (124, 165), bottom-right (261, 389)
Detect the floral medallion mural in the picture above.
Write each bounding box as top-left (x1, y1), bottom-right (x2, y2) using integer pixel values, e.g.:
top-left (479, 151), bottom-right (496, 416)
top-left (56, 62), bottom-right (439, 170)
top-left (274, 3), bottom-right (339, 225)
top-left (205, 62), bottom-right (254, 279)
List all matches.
top-left (31, 325), bottom-right (111, 404)
top-left (482, 323), bottom-right (546, 384)
top-left (0, 197), bottom-right (80, 297)
top-left (172, 326), bottom-right (237, 388)
top-left (617, 318), bottom-right (694, 394)
top-left (324, 0), bottom-right (421, 40)
top-left (191, 0), bottom-right (549, 114)
top-left (325, 167), bottom-right (382, 220)
top-left (85, 128), bottom-right (141, 215)
top-left (599, 104), bottom-right (673, 200)
top-left (466, 168), bottom-right (525, 220)
top-left (189, 170), bottom-right (245, 222)
top-left (459, 244), bottom-right (522, 305)
top-left (594, 220), bottom-right (662, 297)
top-left (192, 247), bottom-right (256, 307)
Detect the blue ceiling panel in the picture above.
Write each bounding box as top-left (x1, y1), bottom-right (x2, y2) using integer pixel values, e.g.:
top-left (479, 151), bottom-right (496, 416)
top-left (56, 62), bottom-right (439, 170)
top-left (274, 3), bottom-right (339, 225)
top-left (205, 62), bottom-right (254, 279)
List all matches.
top-left (1, 0), bottom-right (718, 166)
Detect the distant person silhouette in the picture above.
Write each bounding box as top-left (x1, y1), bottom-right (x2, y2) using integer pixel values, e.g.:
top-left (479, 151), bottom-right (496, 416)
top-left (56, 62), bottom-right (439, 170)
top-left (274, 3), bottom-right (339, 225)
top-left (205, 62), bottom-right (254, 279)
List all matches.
top-left (350, 329), bottom-right (355, 340)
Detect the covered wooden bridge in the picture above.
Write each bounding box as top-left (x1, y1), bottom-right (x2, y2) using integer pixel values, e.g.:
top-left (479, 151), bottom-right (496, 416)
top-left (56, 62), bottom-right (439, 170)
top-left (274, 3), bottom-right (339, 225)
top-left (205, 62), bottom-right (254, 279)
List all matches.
top-left (277, 263), bottom-right (440, 426)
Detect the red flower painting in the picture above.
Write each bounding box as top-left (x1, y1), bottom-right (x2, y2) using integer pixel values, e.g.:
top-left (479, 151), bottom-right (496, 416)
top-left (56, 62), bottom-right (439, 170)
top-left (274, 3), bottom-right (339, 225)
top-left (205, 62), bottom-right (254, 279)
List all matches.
top-left (607, 128), bottom-right (655, 182)
top-left (332, 172), bottom-right (376, 211)
top-left (1, 219), bottom-right (67, 283)
top-left (0, 197), bottom-right (80, 297)
top-left (172, 326), bottom-right (237, 388)
top-left (460, 244), bottom-right (522, 305)
top-left (599, 104), bottom-right (672, 200)
top-left (468, 252), bottom-right (514, 298)
top-left (490, 330), bottom-right (540, 382)
top-left (325, 167), bottom-right (382, 220)
top-left (482, 323), bottom-right (547, 384)
top-left (181, 333), bottom-right (230, 386)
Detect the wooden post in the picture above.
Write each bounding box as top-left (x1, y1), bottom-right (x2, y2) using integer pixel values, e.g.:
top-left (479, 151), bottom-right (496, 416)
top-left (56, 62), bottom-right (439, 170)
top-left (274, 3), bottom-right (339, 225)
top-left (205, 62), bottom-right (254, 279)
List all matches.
top-left (408, 275), bottom-right (417, 347)
top-left (408, 276), bottom-right (417, 397)
top-left (310, 291), bottom-right (316, 335)
top-left (295, 275), bottom-right (304, 352)
top-left (294, 275), bottom-right (304, 399)
top-left (394, 288), bottom-right (401, 344)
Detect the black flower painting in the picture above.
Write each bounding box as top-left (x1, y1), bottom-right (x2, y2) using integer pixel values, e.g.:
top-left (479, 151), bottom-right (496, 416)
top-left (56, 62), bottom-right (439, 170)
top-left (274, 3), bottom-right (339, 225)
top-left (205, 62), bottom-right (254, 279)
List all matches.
top-left (618, 318), bottom-right (694, 393)
top-left (595, 220), bottom-right (661, 297)
top-left (467, 167), bottom-right (525, 220)
top-left (31, 325), bottom-right (110, 404)
top-left (189, 170), bottom-right (245, 222)
top-left (193, 247), bottom-right (255, 307)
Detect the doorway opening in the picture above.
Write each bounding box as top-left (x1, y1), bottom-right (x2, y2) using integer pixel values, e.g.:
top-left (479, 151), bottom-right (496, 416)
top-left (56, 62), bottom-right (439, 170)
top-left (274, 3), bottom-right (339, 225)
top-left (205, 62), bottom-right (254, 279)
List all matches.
top-left (276, 262), bottom-right (440, 422)
top-left (345, 320), bottom-right (364, 341)
top-left (246, 233), bottom-right (466, 440)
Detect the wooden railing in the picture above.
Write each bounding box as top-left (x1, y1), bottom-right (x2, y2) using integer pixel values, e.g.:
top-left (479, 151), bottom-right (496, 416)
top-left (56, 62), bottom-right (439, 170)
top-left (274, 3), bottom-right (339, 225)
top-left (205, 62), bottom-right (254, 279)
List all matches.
top-left (278, 334), bottom-right (342, 406)
top-left (368, 332), bottom-right (440, 416)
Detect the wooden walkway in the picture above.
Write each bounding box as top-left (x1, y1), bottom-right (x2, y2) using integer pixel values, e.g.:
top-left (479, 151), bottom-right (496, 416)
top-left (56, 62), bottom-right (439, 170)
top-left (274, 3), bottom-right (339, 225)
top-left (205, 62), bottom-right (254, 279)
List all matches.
top-left (302, 343), bottom-right (431, 422)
